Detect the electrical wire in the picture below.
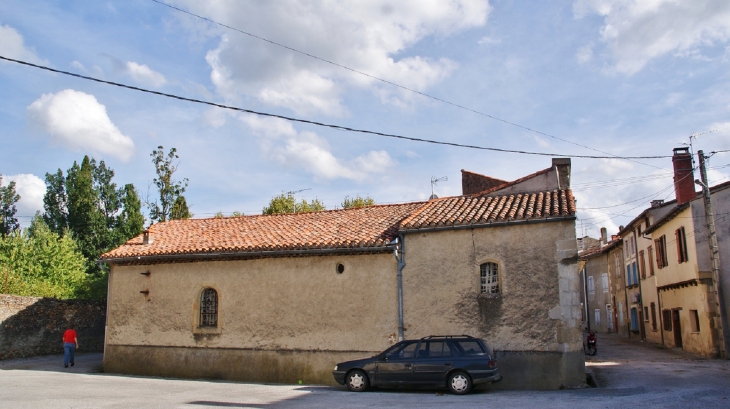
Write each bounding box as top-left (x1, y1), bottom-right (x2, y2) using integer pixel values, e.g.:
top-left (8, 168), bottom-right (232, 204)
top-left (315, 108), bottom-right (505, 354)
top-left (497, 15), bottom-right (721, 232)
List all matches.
top-left (0, 55), bottom-right (673, 160)
top-left (149, 0), bottom-right (668, 169)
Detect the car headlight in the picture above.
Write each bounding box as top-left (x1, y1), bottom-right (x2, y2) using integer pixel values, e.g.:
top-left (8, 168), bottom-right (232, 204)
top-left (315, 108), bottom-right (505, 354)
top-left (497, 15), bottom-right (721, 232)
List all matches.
top-left (334, 365), bottom-right (338, 371)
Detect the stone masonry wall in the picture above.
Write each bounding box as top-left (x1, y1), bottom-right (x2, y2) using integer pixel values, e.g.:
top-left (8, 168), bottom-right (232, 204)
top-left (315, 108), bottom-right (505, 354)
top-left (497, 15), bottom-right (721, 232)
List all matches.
top-left (0, 294), bottom-right (106, 360)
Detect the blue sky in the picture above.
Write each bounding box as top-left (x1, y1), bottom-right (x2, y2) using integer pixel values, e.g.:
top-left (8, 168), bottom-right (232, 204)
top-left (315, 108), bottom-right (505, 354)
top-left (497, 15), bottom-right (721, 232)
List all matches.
top-left (1, 0), bottom-right (729, 238)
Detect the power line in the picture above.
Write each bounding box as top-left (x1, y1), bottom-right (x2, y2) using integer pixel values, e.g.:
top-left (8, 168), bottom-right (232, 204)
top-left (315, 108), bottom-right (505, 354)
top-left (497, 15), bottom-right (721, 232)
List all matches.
top-left (149, 0), bottom-right (667, 168)
top-left (0, 55), bottom-right (673, 160)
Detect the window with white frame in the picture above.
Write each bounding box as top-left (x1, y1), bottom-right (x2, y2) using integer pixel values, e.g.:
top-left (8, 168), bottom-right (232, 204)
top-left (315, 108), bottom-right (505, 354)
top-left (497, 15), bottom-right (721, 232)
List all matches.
top-left (588, 276), bottom-right (595, 295)
top-left (480, 262), bottom-right (500, 295)
top-left (614, 252), bottom-right (621, 278)
top-left (594, 309), bottom-right (601, 326)
top-left (602, 273), bottom-right (609, 293)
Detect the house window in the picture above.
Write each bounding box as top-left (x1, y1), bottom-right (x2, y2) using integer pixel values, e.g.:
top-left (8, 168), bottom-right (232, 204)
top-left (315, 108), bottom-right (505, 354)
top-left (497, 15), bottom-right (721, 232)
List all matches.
top-left (639, 250), bottom-right (646, 279)
top-left (594, 309), bottom-right (601, 326)
top-left (630, 307), bottom-right (639, 331)
top-left (588, 276), bottom-right (595, 295)
top-left (655, 235), bottom-right (668, 268)
top-left (480, 262), bottom-right (500, 295)
top-left (618, 302), bottom-right (624, 325)
top-left (602, 273), bottom-right (609, 293)
top-left (663, 309), bottom-right (672, 331)
top-left (648, 246), bottom-right (655, 276)
top-left (676, 227), bottom-right (688, 263)
top-left (650, 302), bottom-right (657, 331)
top-left (614, 252), bottom-right (622, 278)
top-left (644, 306), bottom-right (650, 322)
top-left (200, 288), bottom-right (218, 327)
top-left (690, 310), bottom-right (700, 332)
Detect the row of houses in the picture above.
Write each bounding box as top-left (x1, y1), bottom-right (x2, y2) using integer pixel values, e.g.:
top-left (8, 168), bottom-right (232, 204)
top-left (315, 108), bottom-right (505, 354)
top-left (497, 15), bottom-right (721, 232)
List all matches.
top-left (579, 147), bottom-right (730, 358)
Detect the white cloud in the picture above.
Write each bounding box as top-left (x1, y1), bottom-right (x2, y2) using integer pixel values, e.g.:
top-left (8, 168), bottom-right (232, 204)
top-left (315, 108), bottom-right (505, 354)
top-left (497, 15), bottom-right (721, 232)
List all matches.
top-left (2, 174), bottom-right (45, 218)
top-left (174, 0), bottom-right (491, 115)
top-left (574, 0), bottom-right (730, 75)
top-left (576, 43), bottom-right (593, 64)
top-left (27, 89), bottom-right (135, 162)
top-left (0, 24), bottom-right (48, 65)
top-left (124, 61), bottom-right (167, 87)
top-left (239, 114), bottom-right (395, 181)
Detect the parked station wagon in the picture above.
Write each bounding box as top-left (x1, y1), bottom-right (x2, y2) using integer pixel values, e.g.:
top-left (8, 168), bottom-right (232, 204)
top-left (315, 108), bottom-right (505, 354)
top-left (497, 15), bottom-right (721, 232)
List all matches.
top-left (332, 335), bottom-right (501, 394)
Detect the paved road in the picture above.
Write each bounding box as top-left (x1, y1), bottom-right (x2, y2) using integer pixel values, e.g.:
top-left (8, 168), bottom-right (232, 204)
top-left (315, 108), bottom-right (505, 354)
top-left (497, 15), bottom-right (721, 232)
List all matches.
top-left (1, 334), bottom-right (729, 408)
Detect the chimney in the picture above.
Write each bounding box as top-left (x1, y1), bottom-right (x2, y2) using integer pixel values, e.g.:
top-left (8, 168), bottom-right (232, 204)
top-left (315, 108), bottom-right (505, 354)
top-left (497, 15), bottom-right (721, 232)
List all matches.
top-left (600, 227), bottom-right (608, 247)
top-left (142, 229), bottom-right (153, 245)
top-left (651, 200), bottom-right (665, 208)
top-left (672, 147), bottom-right (696, 205)
top-left (552, 158), bottom-right (571, 189)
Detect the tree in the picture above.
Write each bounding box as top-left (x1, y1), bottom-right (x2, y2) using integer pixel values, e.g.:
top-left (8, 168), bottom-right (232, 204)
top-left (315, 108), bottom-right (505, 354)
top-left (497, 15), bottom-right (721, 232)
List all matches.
top-left (341, 194), bottom-right (375, 209)
top-left (170, 196), bottom-right (191, 220)
top-left (0, 175), bottom-right (21, 235)
top-left (42, 156), bottom-right (144, 277)
top-left (148, 146), bottom-right (189, 223)
top-left (0, 216), bottom-right (87, 299)
top-left (262, 193), bottom-right (326, 215)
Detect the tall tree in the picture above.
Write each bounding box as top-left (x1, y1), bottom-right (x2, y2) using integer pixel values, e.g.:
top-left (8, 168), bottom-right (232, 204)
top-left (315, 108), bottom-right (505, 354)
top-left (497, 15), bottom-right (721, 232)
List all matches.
top-left (170, 195), bottom-right (191, 220)
top-left (262, 193), bottom-right (326, 214)
top-left (148, 146), bottom-right (189, 223)
top-left (0, 175), bottom-right (21, 235)
top-left (66, 156), bottom-right (107, 266)
top-left (43, 169), bottom-right (68, 235)
top-left (116, 184), bottom-right (144, 242)
top-left (341, 194), bottom-right (375, 209)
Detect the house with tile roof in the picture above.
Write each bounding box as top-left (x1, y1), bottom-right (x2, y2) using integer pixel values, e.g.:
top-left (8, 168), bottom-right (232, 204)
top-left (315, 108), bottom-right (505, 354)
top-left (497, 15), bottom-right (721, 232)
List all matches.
top-left (100, 158), bottom-right (583, 390)
top-left (579, 229), bottom-right (622, 335)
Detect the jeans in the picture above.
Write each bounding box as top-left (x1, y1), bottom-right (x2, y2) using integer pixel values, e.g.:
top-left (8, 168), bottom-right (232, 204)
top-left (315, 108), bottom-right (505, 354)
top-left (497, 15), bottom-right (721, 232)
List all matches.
top-left (63, 342), bottom-right (76, 366)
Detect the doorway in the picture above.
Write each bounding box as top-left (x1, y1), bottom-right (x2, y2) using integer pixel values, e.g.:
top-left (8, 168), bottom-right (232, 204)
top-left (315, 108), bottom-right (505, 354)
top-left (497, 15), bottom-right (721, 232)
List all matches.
top-left (606, 304), bottom-right (614, 332)
top-left (672, 309), bottom-right (683, 348)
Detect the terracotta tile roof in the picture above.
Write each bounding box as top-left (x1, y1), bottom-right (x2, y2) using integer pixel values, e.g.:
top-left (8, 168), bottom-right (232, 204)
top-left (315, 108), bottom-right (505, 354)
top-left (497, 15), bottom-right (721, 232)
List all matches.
top-left (470, 166), bottom-right (554, 196)
top-left (579, 239), bottom-right (620, 260)
top-left (101, 202), bottom-right (424, 260)
top-left (400, 189), bottom-right (575, 230)
top-left (101, 188), bottom-right (576, 261)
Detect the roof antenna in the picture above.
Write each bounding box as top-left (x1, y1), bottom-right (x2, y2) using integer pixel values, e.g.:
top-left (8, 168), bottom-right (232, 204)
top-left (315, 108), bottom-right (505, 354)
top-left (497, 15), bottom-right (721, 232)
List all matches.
top-left (682, 129), bottom-right (717, 166)
top-left (430, 176), bottom-right (447, 199)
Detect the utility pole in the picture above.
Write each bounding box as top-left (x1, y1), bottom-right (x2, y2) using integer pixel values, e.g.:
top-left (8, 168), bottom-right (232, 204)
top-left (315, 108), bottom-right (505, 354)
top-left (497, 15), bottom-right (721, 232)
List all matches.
top-left (697, 150), bottom-right (730, 359)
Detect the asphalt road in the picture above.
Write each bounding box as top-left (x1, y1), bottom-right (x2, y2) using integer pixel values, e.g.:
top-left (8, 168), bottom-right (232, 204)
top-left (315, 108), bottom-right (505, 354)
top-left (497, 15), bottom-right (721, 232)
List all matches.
top-left (1, 334), bottom-right (729, 408)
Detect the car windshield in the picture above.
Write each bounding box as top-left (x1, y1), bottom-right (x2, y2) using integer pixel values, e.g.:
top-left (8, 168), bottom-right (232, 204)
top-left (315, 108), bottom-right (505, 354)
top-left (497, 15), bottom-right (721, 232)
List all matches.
top-left (451, 340), bottom-right (488, 356)
top-left (382, 341), bottom-right (418, 360)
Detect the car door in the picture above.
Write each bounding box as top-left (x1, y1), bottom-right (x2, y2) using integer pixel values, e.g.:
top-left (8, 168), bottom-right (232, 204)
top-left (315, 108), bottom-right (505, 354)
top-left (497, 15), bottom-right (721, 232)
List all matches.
top-left (375, 341), bottom-right (417, 384)
top-left (412, 341), bottom-right (454, 384)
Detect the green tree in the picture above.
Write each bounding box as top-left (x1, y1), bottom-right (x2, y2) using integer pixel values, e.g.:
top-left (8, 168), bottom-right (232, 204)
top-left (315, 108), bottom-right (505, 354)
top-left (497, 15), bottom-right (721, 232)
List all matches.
top-left (170, 195), bottom-right (191, 220)
top-left (42, 156), bottom-right (144, 278)
top-left (148, 146), bottom-right (189, 223)
top-left (262, 193), bottom-right (326, 214)
top-left (116, 184), bottom-right (144, 243)
top-left (42, 169), bottom-right (68, 235)
top-left (341, 194), bottom-right (375, 209)
top-left (0, 175), bottom-right (21, 235)
top-left (0, 216), bottom-right (87, 299)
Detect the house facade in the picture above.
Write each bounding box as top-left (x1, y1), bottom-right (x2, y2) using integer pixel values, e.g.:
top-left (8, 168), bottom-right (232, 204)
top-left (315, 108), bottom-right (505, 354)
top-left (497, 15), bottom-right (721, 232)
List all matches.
top-left (100, 159), bottom-right (584, 389)
top-left (579, 230), bottom-right (620, 334)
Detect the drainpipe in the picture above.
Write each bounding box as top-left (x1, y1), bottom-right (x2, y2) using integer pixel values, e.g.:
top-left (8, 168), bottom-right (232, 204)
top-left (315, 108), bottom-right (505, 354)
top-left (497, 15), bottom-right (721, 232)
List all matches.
top-left (393, 235), bottom-right (406, 341)
top-left (582, 266), bottom-right (590, 331)
top-left (657, 287), bottom-right (664, 347)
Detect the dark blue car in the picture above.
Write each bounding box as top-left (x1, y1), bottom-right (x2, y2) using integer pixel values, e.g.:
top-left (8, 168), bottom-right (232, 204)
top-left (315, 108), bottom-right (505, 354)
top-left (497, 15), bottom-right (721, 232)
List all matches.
top-left (332, 335), bottom-right (501, 394)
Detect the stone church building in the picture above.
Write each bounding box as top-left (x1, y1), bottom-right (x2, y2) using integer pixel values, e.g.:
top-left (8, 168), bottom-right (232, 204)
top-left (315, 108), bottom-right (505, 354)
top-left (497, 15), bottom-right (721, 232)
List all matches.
top-left (100, 158), bottom-right (583, 389)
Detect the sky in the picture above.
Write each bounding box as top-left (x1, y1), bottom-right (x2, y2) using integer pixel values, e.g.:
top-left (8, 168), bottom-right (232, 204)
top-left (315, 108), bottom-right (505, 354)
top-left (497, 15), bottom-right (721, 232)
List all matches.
top-left (1, 0), bottom-right (729, 238)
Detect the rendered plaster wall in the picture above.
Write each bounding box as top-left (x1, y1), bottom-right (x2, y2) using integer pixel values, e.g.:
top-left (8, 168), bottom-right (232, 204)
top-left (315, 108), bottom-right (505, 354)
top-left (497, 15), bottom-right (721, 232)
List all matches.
top-left (660, 284), bottom-right (720, 357)
top-left (653, 207), bottom-right (699, 288)
top-left (401, 220), bottom-right (584, 389)
top-left (585, 255), bottom-right (614, 333)
top-left (0, 295), bottom-right (105, 360)
top-left (490, 169), bottom-right (560, 196)
top-left (104, 253), bottom-right (398, 380)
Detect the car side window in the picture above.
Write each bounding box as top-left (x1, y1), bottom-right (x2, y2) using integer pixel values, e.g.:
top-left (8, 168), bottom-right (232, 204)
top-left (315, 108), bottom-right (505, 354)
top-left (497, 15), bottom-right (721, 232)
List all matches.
top-left (418, 341), bottom-right (452, 359)
top-left (452, 340), bottom-right (486, 356)
top-left (386, 341), bottom-right (418, 360)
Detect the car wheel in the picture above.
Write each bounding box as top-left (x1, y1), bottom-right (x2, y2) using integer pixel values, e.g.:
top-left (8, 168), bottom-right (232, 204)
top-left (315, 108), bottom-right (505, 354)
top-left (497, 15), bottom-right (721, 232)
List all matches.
top-left (448, 371), bottom-right (472, 395)
top-left (346, 370), bottom-right (369, 392)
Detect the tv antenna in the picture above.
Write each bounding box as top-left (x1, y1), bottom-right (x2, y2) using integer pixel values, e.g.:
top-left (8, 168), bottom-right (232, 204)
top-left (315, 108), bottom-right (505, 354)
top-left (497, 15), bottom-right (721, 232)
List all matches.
top-left (682, 129), bottom-right (717, 165)
top-left (286, 188), bottom-right (311, 195)
top-left (430, 176), bottom-right (448, 199)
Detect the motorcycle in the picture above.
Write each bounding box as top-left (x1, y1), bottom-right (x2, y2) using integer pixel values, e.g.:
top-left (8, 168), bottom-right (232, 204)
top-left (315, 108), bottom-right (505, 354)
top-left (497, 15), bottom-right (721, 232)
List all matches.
top-left (585, 329), bottom-right (597, 356)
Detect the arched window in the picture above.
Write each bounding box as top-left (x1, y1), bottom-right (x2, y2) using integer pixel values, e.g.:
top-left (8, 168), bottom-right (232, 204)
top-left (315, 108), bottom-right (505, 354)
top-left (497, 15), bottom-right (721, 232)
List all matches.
top-left (480, 262), bottom-right (500, 295)
top-left (200, 288), bottom-right (218, 327)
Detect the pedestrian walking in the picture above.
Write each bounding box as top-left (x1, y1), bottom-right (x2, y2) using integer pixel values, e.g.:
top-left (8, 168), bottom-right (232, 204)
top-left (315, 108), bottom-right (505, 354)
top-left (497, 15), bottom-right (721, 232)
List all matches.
top-left (62, 325), bottom-right (78, 368)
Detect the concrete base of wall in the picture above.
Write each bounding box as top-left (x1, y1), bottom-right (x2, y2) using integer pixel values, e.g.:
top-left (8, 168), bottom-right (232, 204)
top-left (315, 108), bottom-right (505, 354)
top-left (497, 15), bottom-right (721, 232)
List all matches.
top-left (492, 350), bottom-right (586, 390)
top-left (104, 345), bottom-right (586, 390)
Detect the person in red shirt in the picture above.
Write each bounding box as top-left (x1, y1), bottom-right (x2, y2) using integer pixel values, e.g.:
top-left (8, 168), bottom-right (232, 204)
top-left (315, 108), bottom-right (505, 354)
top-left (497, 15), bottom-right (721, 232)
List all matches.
top-left (62, 325), bottom-right (78, 368)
